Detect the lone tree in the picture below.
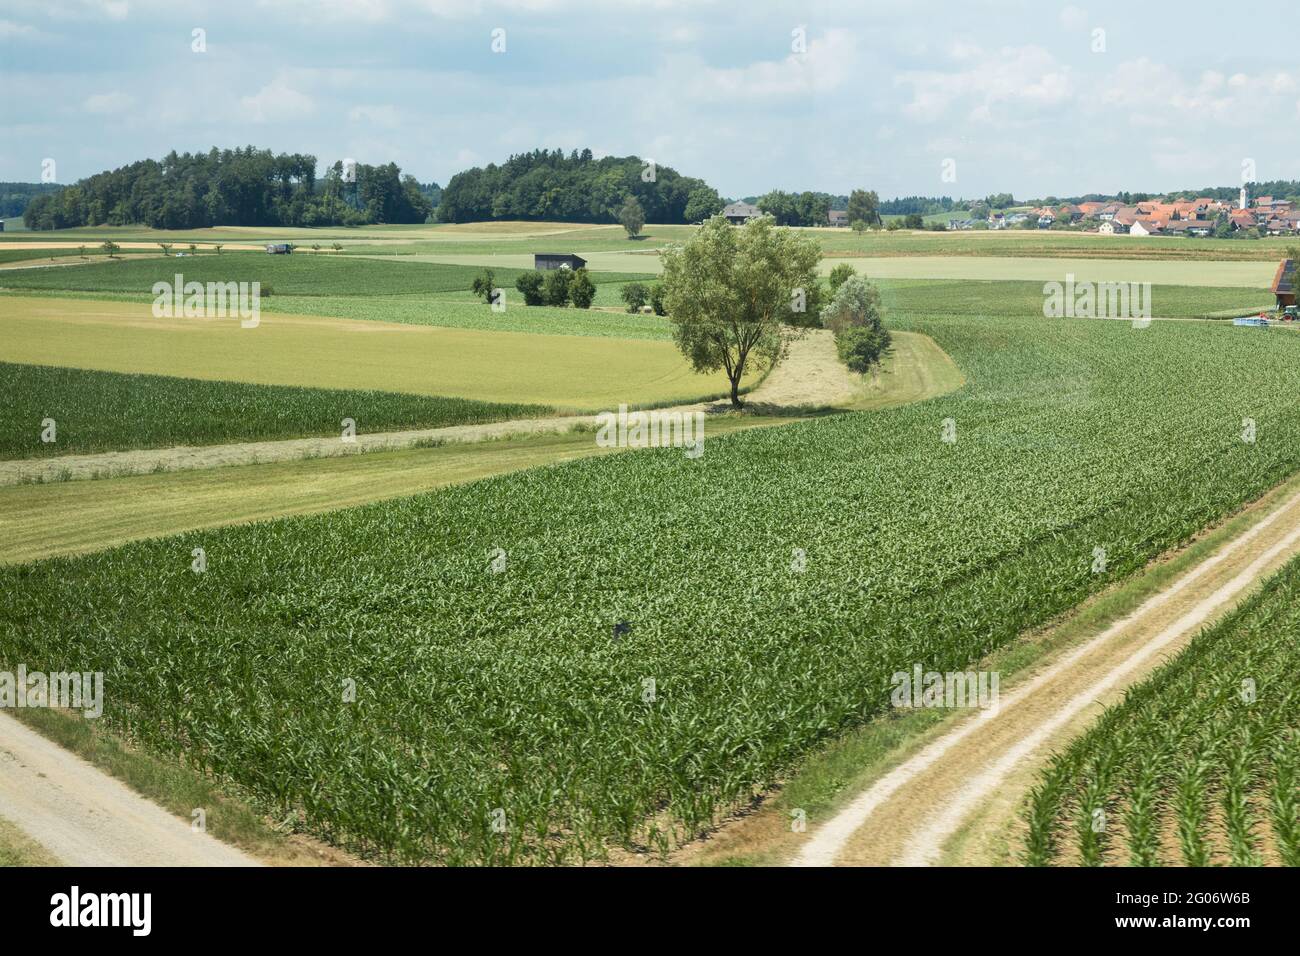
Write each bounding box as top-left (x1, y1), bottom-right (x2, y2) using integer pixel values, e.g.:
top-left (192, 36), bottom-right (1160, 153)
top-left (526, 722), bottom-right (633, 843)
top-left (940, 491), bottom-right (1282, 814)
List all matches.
top-left (846, 189), bottom-right (881, 227)
top-left (660, 214), bottom-right (820, 408)
top-left (619, 195), bottom-right (645, 238)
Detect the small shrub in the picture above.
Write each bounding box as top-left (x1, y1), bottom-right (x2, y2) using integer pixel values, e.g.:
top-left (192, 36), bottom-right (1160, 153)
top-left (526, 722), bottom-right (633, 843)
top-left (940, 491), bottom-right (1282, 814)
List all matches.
top-left (568, 268), bottom-right (596, 309)
top-left (621, 282), bottom-right (649, 313)
top-left (471, 269), bottom-right (497, 305)
top-left (649, 284), bottom-right (667, 316)
top-left (515, 270), bottom-right (545, 306)
top-left (836, 325), bottom-right (891, 374)
top-left (828, 263), bottom-right (856, 293)
top-left (543, 268), bottom-right (572, 307)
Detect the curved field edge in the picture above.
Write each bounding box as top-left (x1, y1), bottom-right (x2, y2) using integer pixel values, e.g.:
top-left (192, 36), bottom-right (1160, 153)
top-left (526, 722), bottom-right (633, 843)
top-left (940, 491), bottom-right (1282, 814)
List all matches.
top-left (0, 362), bottom-right (549, 461)
top-left (1023, 556), bottom-right (1300, 868)
top-left (5, 315), bottom-right (1300, 864)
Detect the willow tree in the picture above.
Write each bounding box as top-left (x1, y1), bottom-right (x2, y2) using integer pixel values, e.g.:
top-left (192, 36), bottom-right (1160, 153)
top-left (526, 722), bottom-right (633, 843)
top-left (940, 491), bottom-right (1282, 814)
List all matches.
top-left (659, 214), bottom-right (820, 407)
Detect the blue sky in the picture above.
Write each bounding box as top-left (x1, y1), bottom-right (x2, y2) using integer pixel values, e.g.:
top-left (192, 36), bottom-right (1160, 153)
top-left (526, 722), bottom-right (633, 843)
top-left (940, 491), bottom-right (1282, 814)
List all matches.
top-left (2, 0), bottom-right (1297, 200)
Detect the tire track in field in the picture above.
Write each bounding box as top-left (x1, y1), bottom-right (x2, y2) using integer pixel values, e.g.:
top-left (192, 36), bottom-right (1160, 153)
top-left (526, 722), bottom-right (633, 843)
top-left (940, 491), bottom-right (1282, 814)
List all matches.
top-left (789, 481), bottom-right (1300, 867)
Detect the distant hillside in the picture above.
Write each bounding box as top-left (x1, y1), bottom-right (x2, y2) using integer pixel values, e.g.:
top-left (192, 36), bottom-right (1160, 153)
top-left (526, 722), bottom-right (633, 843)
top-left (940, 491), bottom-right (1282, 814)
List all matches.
top-left (436, 148), bottom-right (723, 225)
top-left (21, 147), bottom-right (439, 230)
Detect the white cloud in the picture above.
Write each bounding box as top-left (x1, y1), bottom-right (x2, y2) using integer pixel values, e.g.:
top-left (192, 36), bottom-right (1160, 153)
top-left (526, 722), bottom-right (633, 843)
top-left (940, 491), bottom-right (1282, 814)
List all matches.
top-left (239, 79), bottom-right (315, 123)
top-left (83, 91), bottom-right (134, 114)
top-left (1059, 5), bottom-right (1089, 31)
top-left (898, 46), bottom-right (1072, 123)
top-left (259, 0), bottom-right (392, 22)
top-left (688, 29), bottom-right (858, 101)
top-left (0, 19), bottom-right (37, 37)
top-left (1091, 58), bottom-right (1298, 128)
top-left (348, 104), bottom-right (400, 127)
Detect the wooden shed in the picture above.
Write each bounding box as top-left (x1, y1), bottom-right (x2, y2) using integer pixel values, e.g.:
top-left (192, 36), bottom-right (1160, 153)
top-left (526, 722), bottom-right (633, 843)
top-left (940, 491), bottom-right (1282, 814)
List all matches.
top-left (534, 253), bottom-right (586, 271)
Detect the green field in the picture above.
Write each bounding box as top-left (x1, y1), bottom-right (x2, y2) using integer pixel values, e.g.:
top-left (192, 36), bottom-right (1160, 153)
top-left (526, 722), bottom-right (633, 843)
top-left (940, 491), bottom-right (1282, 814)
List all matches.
top-left (1026, 557), bottom-right (1300, 867)
top-left (8, 220), bottom-right (1293, 261)
top-left (0, 296), bottom-right (744, 410)
top-left (0, 252), bottom-right (645, 297)
top-left (876, 279), bottom-right (1270, 320)
top-left (6, 313), bottom-right (1300, 863)
top-left (0, 362), bottom-right (545, 460)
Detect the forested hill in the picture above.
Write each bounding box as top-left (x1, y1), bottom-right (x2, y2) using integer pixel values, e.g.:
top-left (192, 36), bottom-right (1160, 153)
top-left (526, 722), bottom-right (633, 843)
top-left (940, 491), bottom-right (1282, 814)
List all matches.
top-left (436, 148), bottom-right (725, 225)
top-left (21, 147), bottom-right (438, 230)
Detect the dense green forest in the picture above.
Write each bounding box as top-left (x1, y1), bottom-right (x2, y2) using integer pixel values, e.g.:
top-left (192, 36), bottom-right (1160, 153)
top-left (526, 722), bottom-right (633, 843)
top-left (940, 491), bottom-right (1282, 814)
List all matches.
top-left (21, 147), bottom-right (438, 230)
top-left (435, 148), bottom-right (724, 224)
top-left (1, 182), bottom-right (62, 221)
top-left (878, 195), bottom-right (960, 216)
top-left (19, 144), bottom-right (1296, 232)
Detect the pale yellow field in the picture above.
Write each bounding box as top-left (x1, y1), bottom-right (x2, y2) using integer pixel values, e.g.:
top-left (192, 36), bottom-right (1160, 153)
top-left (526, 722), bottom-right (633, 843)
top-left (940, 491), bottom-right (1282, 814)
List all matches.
top-left (378, 252), bottom-right (1276, 287)
top-left (0, 296), bottom-right (741, 410)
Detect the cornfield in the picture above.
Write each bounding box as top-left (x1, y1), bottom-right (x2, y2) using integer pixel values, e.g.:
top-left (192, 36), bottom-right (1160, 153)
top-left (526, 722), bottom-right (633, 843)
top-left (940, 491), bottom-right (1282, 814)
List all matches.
top-left (6, 314), bottom-right (1300, 863)
top-left (1025, 558), bottom-right (1300, 867)
top-left (0, 361), bottom-right (545, 459)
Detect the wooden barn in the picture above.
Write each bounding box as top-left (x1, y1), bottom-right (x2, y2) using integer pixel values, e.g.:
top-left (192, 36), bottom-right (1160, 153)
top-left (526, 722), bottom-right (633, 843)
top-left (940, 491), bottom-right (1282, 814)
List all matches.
top-left (534, 253), bottom-right (586, 271)
top-left (1272, 259), bottom-right (1296, 309)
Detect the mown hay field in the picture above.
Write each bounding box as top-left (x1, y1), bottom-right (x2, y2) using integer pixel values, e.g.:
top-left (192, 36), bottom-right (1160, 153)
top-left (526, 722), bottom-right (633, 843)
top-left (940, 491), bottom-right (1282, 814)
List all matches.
top-left (0, 296), bottom-right (742, 410)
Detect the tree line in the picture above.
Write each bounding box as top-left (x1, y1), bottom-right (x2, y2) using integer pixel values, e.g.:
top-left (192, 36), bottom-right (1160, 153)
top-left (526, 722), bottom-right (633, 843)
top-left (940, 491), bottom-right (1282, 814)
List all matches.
top-left (435, 148), bottom-right (725, 225)
top-left (22, 147), bottom-right (438, 230)
top-left (1, 182), bottom-right (61, 220)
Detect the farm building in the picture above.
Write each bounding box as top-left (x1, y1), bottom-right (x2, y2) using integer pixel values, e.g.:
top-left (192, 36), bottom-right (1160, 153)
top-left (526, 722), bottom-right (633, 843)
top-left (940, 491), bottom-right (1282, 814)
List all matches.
top-left (534, 253), bottom-right (587, 271)
top-left (827, 209), bottom-right (848, 227)
top-left (1163, 220), bottom-right (1215, 237)
top-left (722, 201), bottom-right (760, 225)
top-left (265, 243), bottom-right (292, 254)
top-left (1272, 259), bottom-right (1296, 309)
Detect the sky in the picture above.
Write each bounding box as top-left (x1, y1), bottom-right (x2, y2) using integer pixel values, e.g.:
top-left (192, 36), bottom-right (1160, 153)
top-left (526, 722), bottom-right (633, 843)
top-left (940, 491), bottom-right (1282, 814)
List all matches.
top-left (2, 0), bottom-right (1298, 201)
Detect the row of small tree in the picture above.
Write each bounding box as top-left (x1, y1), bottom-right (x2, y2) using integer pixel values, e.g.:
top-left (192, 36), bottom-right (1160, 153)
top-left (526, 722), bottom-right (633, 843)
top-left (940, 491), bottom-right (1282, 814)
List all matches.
top-left (471, 268), bottom-right (597, 309)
